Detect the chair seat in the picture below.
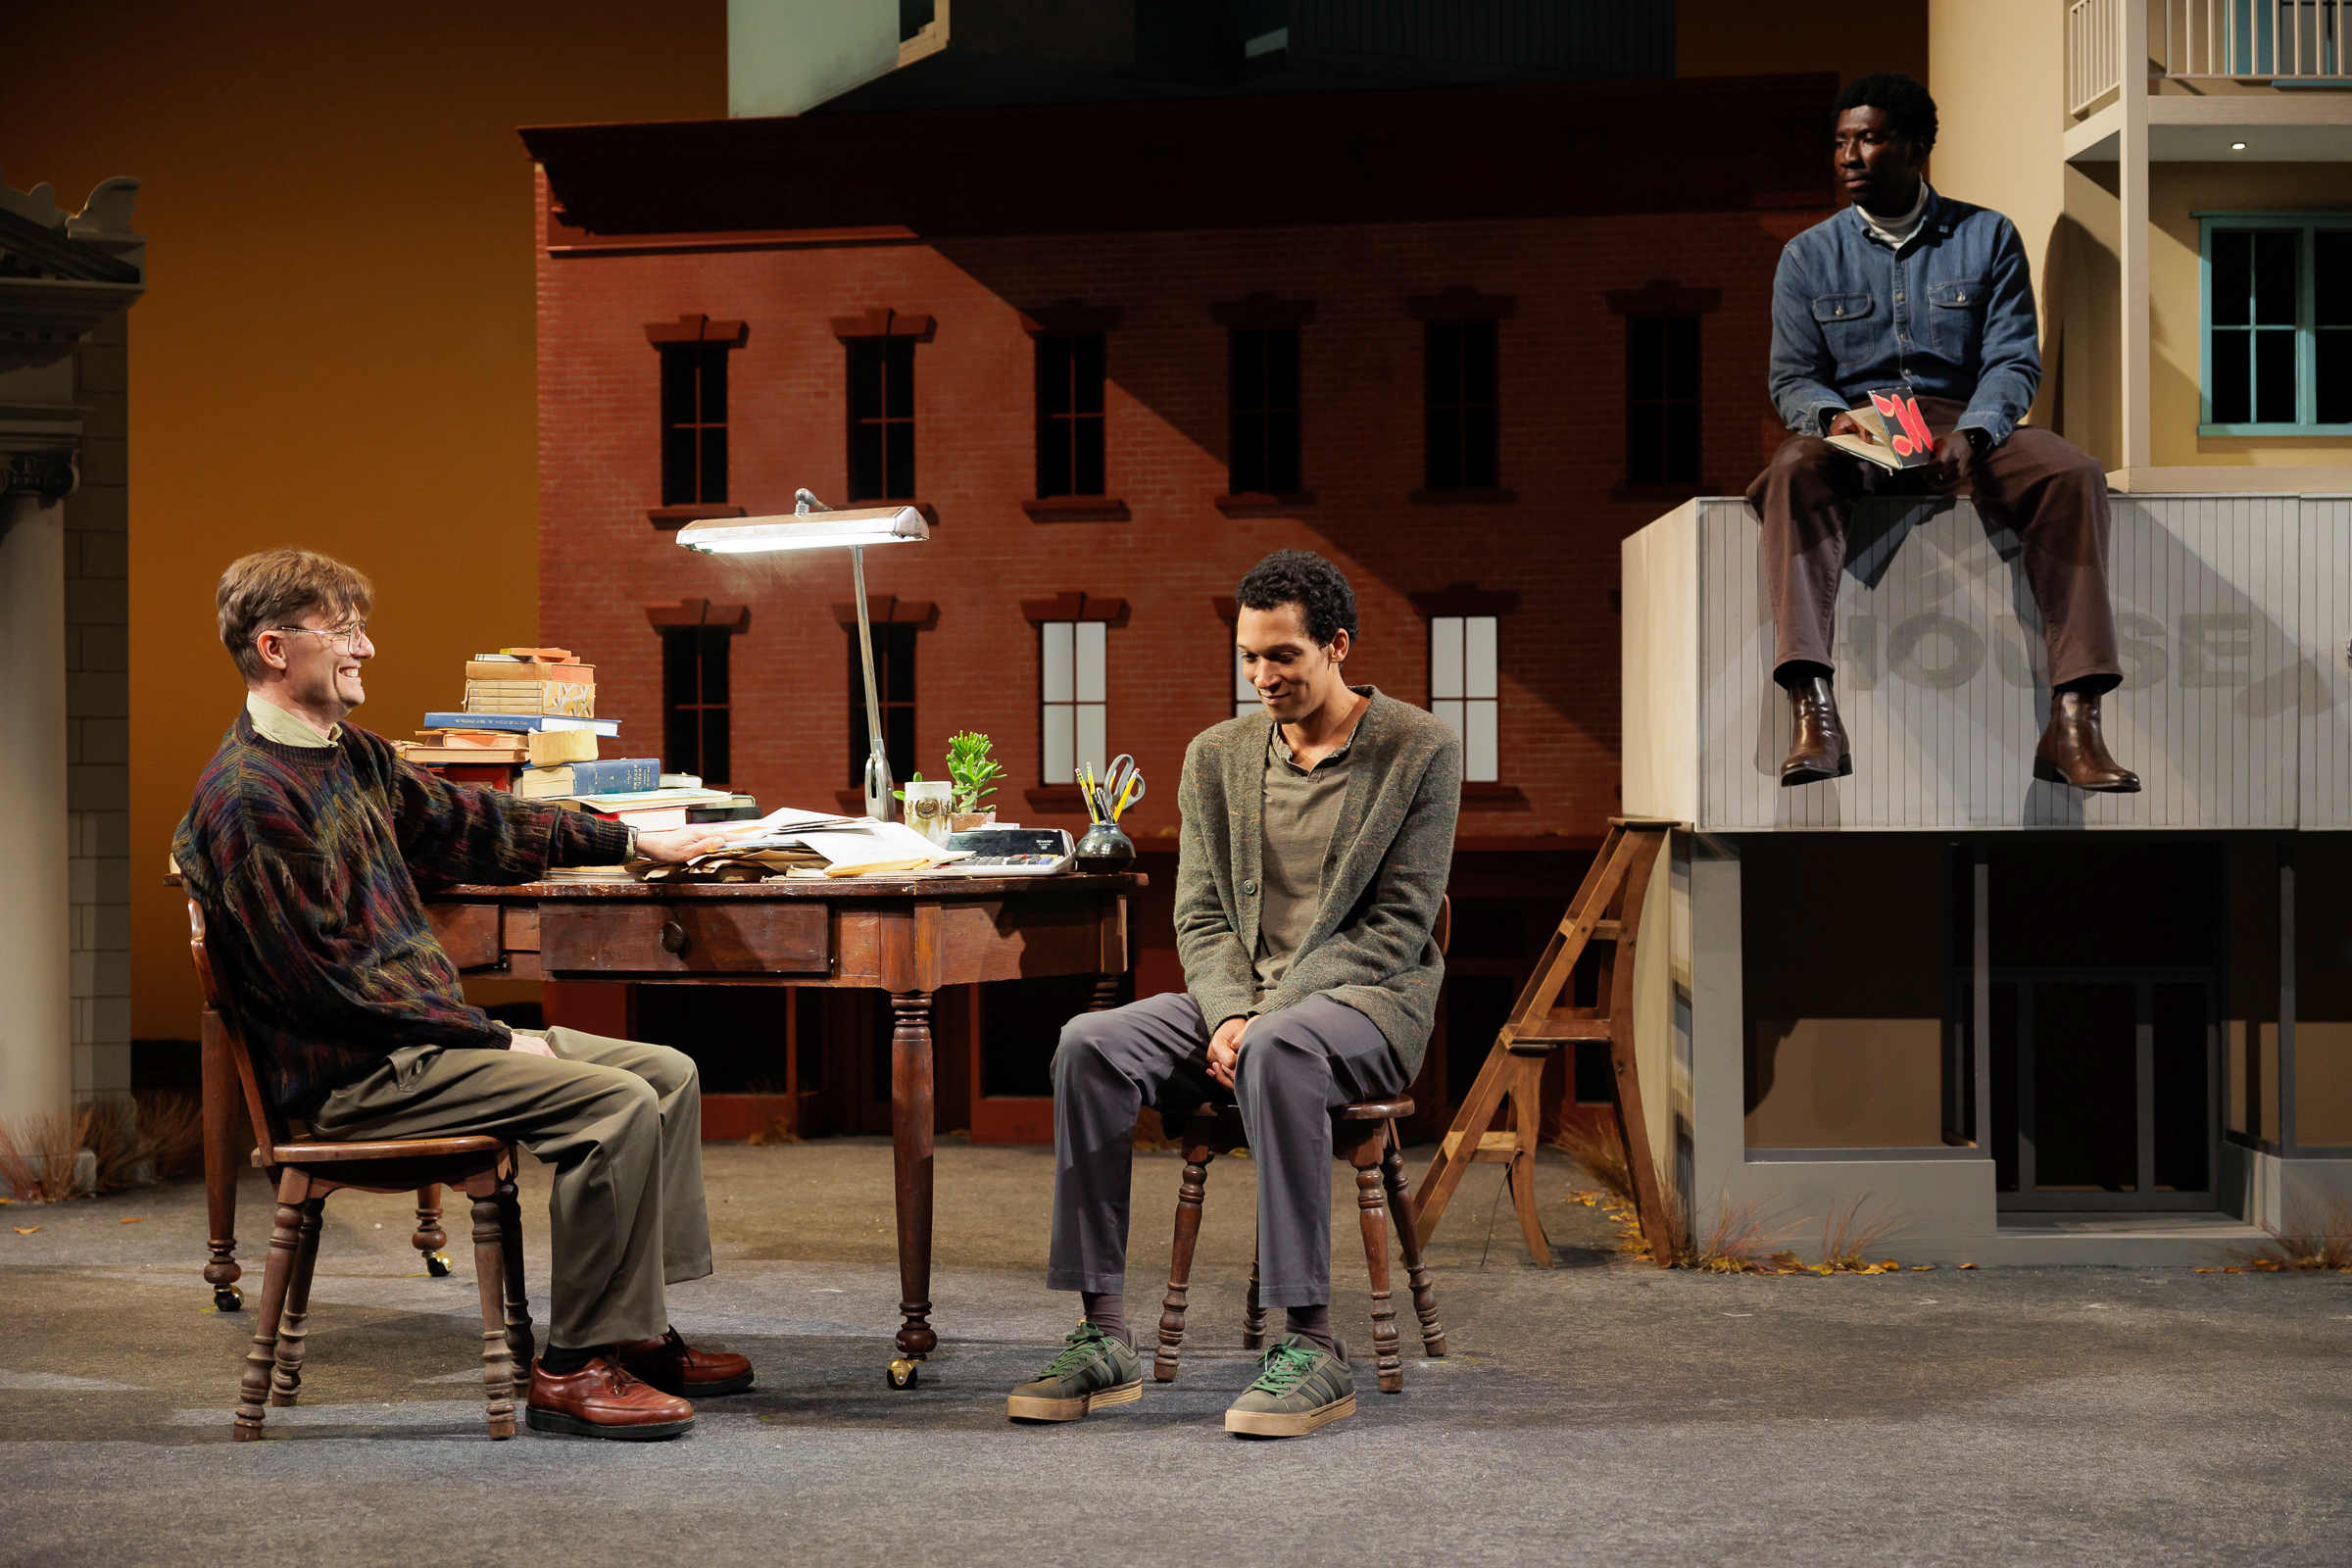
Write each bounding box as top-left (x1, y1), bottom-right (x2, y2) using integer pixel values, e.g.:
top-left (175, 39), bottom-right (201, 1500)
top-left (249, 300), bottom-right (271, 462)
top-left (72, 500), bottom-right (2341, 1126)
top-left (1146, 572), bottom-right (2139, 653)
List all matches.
top-left (268, 1135), bottom-right (506, 1164)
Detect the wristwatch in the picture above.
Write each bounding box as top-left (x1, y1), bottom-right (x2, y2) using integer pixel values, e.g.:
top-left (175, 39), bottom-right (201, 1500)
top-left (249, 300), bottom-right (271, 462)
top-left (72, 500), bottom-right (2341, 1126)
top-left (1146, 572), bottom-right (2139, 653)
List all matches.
top-left (1962, 426), bottom-right (1993, 459)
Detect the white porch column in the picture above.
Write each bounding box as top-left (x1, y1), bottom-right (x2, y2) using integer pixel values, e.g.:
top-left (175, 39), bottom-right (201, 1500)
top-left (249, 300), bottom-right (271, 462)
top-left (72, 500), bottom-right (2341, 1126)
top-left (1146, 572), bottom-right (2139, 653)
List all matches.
top-left (0, 480), bottom-right (72, 1116)
top-left (2119, 0), bottom-right (2152, 469)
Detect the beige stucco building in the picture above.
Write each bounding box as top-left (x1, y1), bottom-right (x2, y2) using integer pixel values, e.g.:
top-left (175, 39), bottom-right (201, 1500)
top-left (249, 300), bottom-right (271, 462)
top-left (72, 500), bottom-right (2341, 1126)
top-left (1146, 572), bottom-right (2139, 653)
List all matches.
top-left (1617, 3), bottom-right (2352, 1264)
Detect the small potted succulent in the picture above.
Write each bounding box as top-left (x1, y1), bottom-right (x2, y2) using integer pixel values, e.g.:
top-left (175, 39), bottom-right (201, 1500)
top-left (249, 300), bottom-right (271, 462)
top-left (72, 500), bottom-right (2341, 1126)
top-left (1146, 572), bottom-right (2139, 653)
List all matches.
top-left (946, 730), bottom-right (1003, 832)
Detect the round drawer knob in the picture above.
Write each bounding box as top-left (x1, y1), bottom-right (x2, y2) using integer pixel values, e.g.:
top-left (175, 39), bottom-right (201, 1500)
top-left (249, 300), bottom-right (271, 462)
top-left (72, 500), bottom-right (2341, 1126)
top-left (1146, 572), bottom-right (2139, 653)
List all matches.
top-left (660, 920), bottom-right (688, 955)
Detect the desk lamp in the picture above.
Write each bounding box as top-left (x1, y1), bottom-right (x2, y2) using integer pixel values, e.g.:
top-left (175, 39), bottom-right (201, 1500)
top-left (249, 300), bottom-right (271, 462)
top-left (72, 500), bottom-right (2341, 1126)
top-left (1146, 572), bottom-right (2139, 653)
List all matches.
top-left (675, 490), bottom-right (928, 821)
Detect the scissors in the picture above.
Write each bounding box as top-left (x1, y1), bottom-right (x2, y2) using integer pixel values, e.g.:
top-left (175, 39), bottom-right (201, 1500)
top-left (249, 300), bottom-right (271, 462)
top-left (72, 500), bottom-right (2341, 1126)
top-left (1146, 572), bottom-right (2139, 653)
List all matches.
top-left (1095, 755), bottom-right (1146, 822)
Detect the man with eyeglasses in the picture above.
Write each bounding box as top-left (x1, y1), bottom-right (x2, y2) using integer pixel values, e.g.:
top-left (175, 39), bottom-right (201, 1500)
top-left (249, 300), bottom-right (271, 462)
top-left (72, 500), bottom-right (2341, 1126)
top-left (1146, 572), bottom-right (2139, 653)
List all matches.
top-left (172, 547), bottom-right (754, 1441)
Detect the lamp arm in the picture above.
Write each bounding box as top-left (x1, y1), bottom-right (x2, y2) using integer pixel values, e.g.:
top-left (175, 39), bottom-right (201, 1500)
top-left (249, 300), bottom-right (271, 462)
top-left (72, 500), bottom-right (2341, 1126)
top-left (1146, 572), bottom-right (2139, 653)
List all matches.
top-left (851, 543), bottom-right (893, 820)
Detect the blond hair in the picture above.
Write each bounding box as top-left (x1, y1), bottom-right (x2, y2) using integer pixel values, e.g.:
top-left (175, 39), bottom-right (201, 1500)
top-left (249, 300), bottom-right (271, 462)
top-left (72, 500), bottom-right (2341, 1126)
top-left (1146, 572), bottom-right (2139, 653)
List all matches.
top-left (217, 548), bottom-right (375, 682)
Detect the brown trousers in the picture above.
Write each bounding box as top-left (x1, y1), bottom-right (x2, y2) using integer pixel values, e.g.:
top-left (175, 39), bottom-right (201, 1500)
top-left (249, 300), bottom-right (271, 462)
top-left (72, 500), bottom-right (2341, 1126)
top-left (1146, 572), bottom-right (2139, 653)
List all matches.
top-left (310, 1026), bottom-right (710, 1348)
top-left (1744, 398), bottom-right (2122, 692)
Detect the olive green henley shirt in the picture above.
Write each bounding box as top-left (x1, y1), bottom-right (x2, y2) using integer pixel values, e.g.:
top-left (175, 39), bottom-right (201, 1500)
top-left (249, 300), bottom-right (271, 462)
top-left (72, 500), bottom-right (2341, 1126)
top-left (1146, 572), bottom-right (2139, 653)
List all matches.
top-left (1250, 714), bottom-right (1361, 1006)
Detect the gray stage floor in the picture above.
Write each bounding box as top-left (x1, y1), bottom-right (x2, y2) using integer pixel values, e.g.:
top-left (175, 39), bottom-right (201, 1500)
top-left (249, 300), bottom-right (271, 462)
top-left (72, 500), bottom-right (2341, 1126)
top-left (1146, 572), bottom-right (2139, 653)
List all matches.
top-left (5, 1139), bottom-right (2347, 1566)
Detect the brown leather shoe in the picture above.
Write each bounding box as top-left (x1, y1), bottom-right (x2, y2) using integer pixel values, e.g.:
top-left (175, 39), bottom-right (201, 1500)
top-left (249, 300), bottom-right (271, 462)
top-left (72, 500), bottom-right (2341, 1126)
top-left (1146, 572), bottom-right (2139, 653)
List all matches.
top-left (612, 1326), bottom-right (755, 1398)
top-left (525, 1355), bottom-right (695, 1440)
top-left (2034, 690), bottom-right (2140, 793)
top-left (1780, 674), bottom-right (1851, 786)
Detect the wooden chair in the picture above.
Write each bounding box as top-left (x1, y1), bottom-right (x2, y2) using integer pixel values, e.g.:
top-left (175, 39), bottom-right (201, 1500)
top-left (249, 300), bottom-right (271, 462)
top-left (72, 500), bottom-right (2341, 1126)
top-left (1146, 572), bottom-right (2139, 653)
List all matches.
top-left (187, 900), bottom-right (533, 1441)
top-left (1150, 898), bottom-right (1451, 1395)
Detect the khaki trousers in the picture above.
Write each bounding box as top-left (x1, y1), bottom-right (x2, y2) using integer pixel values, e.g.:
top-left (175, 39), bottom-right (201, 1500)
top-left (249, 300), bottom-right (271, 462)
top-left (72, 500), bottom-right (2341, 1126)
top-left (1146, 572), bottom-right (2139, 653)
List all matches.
top-left (310, 1027), bottom-right (711, 1348)
top-left (1744, 397), bottom-right (2124, 692)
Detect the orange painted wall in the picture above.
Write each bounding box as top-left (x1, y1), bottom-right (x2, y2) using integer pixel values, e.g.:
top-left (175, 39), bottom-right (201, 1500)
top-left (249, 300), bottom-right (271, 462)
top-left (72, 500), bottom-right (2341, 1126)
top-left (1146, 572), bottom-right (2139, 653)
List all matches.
top-left (0, 3), bottom-right (726, 1040)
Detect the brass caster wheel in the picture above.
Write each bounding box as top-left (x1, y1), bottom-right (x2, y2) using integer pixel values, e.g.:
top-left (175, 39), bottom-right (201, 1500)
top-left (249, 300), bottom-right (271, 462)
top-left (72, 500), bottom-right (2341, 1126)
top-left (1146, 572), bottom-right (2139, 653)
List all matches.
top-left (423, 1250), bottom-right (454, 1278)
top-left (886, 1357), bottom-right (919, 1390)
top-left (213, 1284), bottom-right (244, 1312)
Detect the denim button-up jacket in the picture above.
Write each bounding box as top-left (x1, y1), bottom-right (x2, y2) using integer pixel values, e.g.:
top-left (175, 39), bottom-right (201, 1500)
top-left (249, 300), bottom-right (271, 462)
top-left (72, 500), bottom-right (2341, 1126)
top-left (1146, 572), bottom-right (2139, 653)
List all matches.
top-left (1768, 187), bottom-right (2041, 447)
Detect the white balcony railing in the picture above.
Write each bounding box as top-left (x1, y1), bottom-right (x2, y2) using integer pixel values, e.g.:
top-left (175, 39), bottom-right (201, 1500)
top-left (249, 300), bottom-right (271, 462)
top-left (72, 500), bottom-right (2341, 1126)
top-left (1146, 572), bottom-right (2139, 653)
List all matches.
top-left (2071, 0), bottom-right (2350, 116)
top-left (2071, 0), bottom-right (2124, 115)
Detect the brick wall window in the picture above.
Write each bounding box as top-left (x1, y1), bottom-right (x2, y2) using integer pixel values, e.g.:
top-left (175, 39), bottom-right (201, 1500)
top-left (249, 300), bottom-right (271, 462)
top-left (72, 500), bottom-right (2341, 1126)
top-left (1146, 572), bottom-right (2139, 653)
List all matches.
top-left (850, 621), bottom-right (918, 788)
top-left (659, 345), bottom-right (728, 505)
top-left (846, 336), bottom-right (916, 501)
top-left (661, 626), bottom-right (732, 785)
top-left (1036, 333), bottom-right (1107, 497)
top-left (647, 598), bottom-right (750, 786)
top-left (1039, 619), bottom-right (1107, 784)
top-left (1604, 281), bottom-right (1721, 497)
top-left (646, 314), bottom-right (748, 510)
top-left (1424, 320), bottom-right (1499, 490)
top-left (1625, 315), bottom-right (1701, 484)
top-left (1428, 614), bottom-right (1499, 783)
top-left (1230, 326), bottom-right (1302, 495)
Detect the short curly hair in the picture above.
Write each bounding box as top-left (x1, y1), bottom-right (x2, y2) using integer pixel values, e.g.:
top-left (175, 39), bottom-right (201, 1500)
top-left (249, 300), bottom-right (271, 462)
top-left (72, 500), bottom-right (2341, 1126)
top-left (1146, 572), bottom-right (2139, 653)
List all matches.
top-left (1835, 72), bottom-right (1937, 152)
top-left (1236, 549), bottom-right (1357, 650)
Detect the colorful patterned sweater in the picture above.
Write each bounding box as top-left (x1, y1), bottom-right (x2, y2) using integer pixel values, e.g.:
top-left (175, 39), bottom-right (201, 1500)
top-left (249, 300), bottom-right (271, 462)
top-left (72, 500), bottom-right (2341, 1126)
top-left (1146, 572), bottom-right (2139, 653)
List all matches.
top-left (172, 710), bottom-right (632, 1110)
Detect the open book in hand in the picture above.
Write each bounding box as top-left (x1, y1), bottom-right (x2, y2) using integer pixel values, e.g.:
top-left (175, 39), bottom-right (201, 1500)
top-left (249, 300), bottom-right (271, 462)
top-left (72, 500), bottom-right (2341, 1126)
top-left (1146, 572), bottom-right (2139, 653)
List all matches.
top-left (1825, 388), bottom-right (1938, 471)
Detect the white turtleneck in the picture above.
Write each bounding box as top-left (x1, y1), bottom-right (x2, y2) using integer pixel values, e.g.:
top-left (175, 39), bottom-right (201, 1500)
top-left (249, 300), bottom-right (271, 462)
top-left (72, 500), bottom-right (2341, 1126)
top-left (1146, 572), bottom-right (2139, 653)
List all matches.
top-left (1856, 181), bottom-right (1931, 251)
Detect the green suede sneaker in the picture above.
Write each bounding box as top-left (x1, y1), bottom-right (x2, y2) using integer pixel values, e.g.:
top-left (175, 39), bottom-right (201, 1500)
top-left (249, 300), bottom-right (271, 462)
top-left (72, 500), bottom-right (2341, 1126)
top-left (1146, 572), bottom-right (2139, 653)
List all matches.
top-left (1223, 1334), bottom-right (1355, 1438)
top-left (1005, 1321), bottom-right (1144, 1422)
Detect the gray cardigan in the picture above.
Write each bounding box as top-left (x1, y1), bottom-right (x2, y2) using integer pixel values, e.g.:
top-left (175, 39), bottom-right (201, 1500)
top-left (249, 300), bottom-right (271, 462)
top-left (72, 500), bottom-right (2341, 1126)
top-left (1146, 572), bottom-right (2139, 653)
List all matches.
top-left (1174, 686), bottom-right (1461, 1078)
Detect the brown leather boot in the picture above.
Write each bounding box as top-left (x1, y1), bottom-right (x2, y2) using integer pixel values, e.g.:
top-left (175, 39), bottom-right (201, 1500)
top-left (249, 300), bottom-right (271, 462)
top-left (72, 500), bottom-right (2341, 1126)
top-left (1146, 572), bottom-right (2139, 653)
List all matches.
top-left (613, 1326), bottom-right (755, 1398)
top-left (524, 1354), bottom-right (695, 1440)
top-left (1779, 674), bottom-right (1851, 786)
top-left (2033, 690), bottom-right (2140, 793)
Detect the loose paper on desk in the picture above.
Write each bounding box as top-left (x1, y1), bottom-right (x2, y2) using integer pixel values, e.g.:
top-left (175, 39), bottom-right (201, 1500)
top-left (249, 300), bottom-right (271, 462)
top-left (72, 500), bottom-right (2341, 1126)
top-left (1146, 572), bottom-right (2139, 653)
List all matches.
top-left (797, 820), bottom-right (975, 875)
top-left (706, 806), bottom-right (869, 847)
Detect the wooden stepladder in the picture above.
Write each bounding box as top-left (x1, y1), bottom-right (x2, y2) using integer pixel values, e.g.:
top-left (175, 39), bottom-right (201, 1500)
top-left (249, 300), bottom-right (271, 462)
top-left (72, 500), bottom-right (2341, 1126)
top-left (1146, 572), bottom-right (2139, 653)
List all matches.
top-left (1413, 818), bottom-right (1678, 1269)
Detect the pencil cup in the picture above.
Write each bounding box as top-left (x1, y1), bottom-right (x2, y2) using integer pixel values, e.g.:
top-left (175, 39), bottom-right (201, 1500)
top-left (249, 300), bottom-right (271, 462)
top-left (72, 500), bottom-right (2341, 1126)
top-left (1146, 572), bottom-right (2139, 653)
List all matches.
top-left (1075, 820), bottom-right (1135, 872)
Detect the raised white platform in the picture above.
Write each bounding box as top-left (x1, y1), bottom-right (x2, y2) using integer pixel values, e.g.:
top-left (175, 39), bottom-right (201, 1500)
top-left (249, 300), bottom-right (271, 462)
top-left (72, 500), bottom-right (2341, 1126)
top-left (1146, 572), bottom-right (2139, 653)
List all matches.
top-left (1622, 493), bottom-right (2352, 832)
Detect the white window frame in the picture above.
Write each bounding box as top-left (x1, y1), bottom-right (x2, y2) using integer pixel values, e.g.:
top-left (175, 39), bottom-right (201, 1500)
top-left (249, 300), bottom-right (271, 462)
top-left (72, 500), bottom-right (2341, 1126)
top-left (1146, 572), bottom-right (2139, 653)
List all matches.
top-left (1233, 639), bottom-right (1259, 719)
top-left (1040, 619), bottom-right (1107, 784)
top-left (1429, 614), bottom-right (1498, 782)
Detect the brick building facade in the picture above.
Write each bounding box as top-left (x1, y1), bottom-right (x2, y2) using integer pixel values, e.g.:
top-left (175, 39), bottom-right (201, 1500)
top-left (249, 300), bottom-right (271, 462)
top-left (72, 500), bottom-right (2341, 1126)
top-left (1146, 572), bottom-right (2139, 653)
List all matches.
top-left (524, 74), bottom-right (1833, 1140)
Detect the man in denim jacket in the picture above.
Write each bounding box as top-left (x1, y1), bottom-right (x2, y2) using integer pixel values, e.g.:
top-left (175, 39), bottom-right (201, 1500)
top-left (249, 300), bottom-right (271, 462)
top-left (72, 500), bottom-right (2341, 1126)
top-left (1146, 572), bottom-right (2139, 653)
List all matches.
top-left (1748, 72), bottom-right (2137, 793)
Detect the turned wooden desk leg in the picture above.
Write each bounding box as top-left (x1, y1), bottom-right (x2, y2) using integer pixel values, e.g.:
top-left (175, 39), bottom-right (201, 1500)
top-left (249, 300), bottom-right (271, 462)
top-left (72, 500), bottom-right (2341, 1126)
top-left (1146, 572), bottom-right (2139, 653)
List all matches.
top-left (1089, 974), bottom-right (1120, 1012)
top-left (200, 1011), bottom-right (243, 1309)
top-left (889, 990), bottom-right (938, 1372)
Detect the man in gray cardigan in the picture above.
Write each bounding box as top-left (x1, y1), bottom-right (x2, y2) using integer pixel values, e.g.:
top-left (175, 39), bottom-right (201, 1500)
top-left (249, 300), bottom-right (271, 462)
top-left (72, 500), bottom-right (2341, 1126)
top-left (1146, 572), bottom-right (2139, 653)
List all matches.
top-left (1006, 551), bottom-right (1460, 1438)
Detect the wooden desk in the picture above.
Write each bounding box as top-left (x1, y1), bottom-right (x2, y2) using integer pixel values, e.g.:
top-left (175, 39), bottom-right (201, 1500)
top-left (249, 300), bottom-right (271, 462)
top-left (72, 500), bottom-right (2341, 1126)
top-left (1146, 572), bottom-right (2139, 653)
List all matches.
top-left (199, 871), bottom-right (1142, 1386)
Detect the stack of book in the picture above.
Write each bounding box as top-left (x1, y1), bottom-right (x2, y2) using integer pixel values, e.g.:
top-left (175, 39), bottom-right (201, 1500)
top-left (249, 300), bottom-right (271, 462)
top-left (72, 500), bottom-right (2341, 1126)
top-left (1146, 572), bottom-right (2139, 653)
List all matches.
top-left (394, 645), bottom-right (760, 835)
top-left (398, 646), bottom-right (616, 792)
top-left (551, 783), bottom-right (741, 830)
top-left (464, 648), bottom-right (597, 717)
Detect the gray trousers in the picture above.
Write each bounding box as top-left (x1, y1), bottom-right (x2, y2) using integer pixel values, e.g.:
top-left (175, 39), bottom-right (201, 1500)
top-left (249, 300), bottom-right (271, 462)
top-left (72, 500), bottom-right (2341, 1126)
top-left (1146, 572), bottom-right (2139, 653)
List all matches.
top-left (1049, 990), bottom-right (1408, 1309)
top-left (310, 1026), bottom-right (712, 1348)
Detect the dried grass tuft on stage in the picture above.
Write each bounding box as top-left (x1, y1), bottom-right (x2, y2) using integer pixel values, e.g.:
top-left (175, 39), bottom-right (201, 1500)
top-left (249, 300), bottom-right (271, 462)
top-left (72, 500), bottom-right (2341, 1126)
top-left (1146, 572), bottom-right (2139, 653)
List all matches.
top-left (0, 1107), bottom-right (94, 1203)
top-left (134, 1090), bottom-right (208, 1182)
top-left (2241, 1196), bottom-right (2352, 1272)
top-left (1549, 1118), bottom-right (1634, 1206)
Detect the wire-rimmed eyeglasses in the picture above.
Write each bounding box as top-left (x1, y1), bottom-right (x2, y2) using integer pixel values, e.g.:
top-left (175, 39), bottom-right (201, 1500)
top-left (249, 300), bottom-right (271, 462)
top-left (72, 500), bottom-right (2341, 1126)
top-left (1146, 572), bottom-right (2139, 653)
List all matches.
top-left (268, 621), bottom-right (370, 654)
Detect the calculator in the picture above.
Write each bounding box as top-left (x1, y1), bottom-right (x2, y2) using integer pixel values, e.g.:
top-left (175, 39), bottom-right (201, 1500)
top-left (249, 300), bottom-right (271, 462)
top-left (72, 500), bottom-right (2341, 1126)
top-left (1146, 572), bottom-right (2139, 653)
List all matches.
top-left (936, 827), bottom-right (1077, 875)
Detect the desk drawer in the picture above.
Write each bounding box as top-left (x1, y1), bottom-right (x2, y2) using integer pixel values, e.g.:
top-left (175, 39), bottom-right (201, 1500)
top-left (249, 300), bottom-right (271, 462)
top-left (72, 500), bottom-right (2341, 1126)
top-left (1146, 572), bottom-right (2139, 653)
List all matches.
top-left (538, 901), bottom-right (830, 976)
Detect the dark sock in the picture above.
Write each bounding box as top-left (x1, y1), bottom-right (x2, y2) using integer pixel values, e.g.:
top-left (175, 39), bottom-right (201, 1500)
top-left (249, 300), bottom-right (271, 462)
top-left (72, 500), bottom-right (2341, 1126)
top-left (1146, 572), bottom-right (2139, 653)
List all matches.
top-left (1082, 1292), bottom-right (1130, 1348)
top-left (1777, 661), bottom-right (1833, 691)
top-left (538, 1343), bottom-right (599, 1376)
top-left (1285, 1304), bottom-right (1335, 1355)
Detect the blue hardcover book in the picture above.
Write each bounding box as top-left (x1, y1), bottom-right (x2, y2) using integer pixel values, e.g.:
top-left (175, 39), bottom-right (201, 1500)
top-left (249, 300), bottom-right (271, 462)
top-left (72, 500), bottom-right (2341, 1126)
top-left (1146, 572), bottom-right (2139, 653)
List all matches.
top-left (422, 711), bottom-right (619, 737)
top-left (568, 758), bottom-right (662, 795)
